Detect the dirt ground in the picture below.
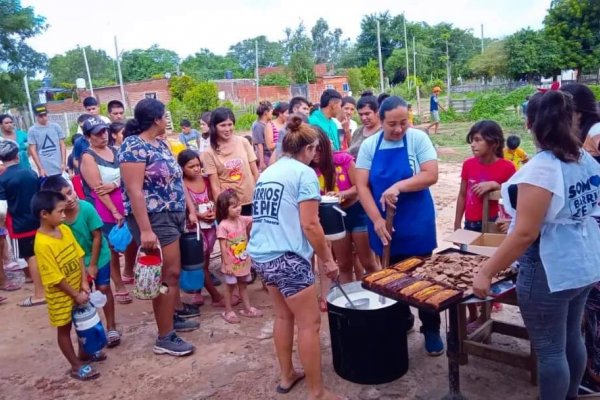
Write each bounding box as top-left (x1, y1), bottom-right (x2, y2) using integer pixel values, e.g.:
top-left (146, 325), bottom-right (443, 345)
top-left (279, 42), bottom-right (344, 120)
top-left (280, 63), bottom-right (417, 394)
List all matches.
top-left (0, 160), bottom-right (538, 400)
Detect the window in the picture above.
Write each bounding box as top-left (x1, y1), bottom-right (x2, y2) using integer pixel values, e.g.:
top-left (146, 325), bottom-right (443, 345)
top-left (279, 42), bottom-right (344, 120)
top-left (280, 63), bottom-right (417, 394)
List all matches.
top-left (342, 83), bottom-right (350, 92)
top-left (145, 92), bottom-right (157, 99)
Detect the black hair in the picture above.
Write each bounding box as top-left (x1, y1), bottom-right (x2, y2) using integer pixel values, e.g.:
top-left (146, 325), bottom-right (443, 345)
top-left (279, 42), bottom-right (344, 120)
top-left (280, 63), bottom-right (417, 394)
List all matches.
top-left (361, 90), bottom-right (374, 97)
top-left (378, 96), bottom-right (408, 121)
top-left (526, 92), bottom-right (543, 128)
top-left (357, 93), bottom-right (378, 113)
top-left (319, 89), bottom-right (342, 108)
top-left (31, 190), bottom-right (66, 219)
top-left (273, 102), bottom-right (289, 118)
top-left (506, 135), bottom-right (521, 150)
top-left (215, 189), bottom-right (239, 222)
top-left (199, 111), bottom-right (211, 124)
top-left (288, 97), bottom-right (309, 113)
top-left (0, 141), bottom-right (19, 162)
top-left (209, 107), bottom-right (236, 152)
top-left (309, 125), bottom-right (336, 192)
top-left (180, 119), bottom-right (191, 127)
top-left (41, 175), bottom-right (71, 193)
top-left (107, 100), bottom-right (124, 113)
top-left (124, 98), bottom-right (166, 138)
top-left (0, 114), bottom-right (13, 124)
top-left (77, 113), bottom-right (93, 124)
top-left (377, 93), bottom-right (390, 107)
top-left (83, 97), bottom-right (98, 108)
top-left (466, 120), bottom-right (505, 158)
top-left (108, 122), bottom-right (125, 146)
top-left (532, 91), bottom-right (580, 163)
top-left (256, 101), bottom-right (272, 118)
top-left (561, 83), bottom-right (600, 142)
top-left (177, 148), bottom-right (201, 171)
top-left (341, 96), bottom-right (356, 107)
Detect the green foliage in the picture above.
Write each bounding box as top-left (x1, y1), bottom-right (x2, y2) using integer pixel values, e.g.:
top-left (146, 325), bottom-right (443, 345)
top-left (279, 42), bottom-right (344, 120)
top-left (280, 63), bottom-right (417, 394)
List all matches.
top-left (468, 92), bottom-right (508, 120)
top-left (284, 23), bottom-right (316, 84)
top-left (48, 46), bottom-right (116, 88)
top-left (167, 78), bottom-right (218, 126)
top-left (504, 28), bottom-right (561, 80)
top-left (503, 85), bottom-right (536, 107)
top-left (384, 48), bottom-right (407, 79)
top-left (235, 113), bottom-right (256, 131)
top-left (220, 100), bottom-right (235, 109)
top-left (588, 85), bottom-right (600, 100)
top-left (228, 36), bottom-right (284, 70)
top-left (0, 0), bottom-right (47, 105)
top-left (440, 107), bottom-right (468, 123)
top-left (260, 73), bottom-right (291, 86)
top-left (311, 18), bottom-right (349, 64)
top-left (347, 68), bottom-right (364, 94)
top-left (167, 98), bottom-right (193, 128)
top-left (360, 60), bottom-right (380, 90)
top-left (181, 49), bottom-right (246, 81)
top-left (169, 75), bottom-right (197, 102)
top-left (468, 41), bottom-right (508, 79)
top-left (121, 45), bottom-right (180, 82)
top-left (544, 0), bottom-right (600, 72)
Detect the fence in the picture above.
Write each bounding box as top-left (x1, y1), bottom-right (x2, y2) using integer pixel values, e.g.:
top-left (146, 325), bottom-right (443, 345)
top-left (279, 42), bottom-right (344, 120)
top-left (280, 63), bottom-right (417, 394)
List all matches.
top-left (450, 99), bottom-right (476, 113)
top-left (450, 81), bottom-right (528, 94)
top-left (46, 112), bottom-right (82, 136)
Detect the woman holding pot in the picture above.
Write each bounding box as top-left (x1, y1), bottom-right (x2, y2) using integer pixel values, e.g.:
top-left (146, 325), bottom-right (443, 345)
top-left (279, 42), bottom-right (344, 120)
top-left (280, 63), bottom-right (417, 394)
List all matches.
top-left (119, 98), bottom-right (198, 356)
top-left (201, 107), bottom-right (259, 217)
top-left (355, 96), bottom-right (443, 356)
top-left (247, 115), bottom-right (342, 399)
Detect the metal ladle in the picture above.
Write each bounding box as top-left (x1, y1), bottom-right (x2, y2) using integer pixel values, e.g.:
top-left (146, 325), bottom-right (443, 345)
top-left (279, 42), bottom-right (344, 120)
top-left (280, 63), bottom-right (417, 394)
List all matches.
top-left (333, 279), bottom-right (370, 310)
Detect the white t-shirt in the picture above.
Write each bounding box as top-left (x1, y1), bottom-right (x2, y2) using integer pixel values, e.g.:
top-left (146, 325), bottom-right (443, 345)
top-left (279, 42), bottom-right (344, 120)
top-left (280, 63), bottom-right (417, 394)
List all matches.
top-left (501, 150), bottom-right (600, 292)
top-left (198, 136), bottom-right (210, 154)
top-left (583, 122), bottom-right (600, 157)
top-left (355, 128), bottom-right (437, 174)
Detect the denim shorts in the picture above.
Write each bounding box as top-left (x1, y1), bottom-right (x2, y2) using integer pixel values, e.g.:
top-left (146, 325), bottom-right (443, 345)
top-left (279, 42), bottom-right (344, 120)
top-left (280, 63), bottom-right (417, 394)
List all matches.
top-left (92, 263), bottom-right (111, 287)
top-left (252, 252), bottom-right (314, 298)
top-left (127, 211), bottom-right (185, 248)
top-left (343, 201), bottom-right (368, 233)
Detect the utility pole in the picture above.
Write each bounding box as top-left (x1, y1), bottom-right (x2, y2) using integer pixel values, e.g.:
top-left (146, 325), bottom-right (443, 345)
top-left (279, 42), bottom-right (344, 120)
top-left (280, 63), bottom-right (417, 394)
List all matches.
top-left (82, 46), bottom-right (94, 97)
top-left (23, 75), bottom-right (34, 125)
top-left (481, 24), bottom-right (484, 54)
top-left (413, 36), bottom-right (420, 117)
top-left (255, 40), bottom-right (260, 104)
top-left (445, 39), bottom-right (451, 108)
top-left (376, 20), bottom-right (385, 93)
top-left (114, 36), bottom-right (127, 111)
top-left (403, 12), bottom-right (410, 91)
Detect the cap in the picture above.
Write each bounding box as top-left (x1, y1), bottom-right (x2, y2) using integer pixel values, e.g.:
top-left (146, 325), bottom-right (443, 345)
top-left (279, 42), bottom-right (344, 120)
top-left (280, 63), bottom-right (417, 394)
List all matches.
top-left (33, 104), bottom-right (48, 115)
top-left (82, 116), bottom-right (109, 135)
top-left (0, 139), bottom-right (19, 161)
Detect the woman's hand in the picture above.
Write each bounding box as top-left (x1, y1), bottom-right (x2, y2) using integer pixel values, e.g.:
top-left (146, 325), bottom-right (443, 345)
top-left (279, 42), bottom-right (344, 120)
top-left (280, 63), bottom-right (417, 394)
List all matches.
top-left (188, 212), bottom-right (198, 226)
top-left (374, 217), bottom-right (392, 246)
top-left (198, 210), bottom-right (215, 222)
top-left (323, 259), bottom-right (339, 279)
top-left (140, 229), bottom-right (158, 250)
top-left (495, 220), bottom-right (510, 234)
top-left (472, 181), bottom-right (497, 197)
top-left (95, 182), bottom-right (117, 196)
top-left (112, 211), bottom-right (124, 227)
top-left (325, 191), bottom-right (345, 203)
top-left (380, 183), bottom-right (400, 211)
top-left (472, 268), bottom-right (493, 299)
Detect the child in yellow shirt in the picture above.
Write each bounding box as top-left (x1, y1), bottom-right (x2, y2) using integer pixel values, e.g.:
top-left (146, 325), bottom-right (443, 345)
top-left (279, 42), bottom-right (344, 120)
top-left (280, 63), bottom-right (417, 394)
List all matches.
top-left (33, 191), bottom-right (99, 381)
top-left (407, 103), bottom-right (414, 126)
top-left (504, 135), bottom-right (529, 170)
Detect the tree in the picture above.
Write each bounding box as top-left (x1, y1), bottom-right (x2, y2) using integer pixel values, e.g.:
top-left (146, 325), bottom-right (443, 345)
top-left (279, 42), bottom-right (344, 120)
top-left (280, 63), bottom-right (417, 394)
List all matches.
top-left (310, 18), bottom-right (349, 64)
top-left (0, 0), bottom-right (47, 105)
top-left (347, 68), bottom-right (365, 94)
top-left (48, 46), bottom-right (116, 87)
top-left (228, 36), bottom-right (284, 70)
top-left (544, 0), bottom-right (600, 73)
top-left (260, 73), bottom-right (291, 86)
top-left (283, 23), bottom-right (315, 83)
top-left (384, 49), bottom-right (407, 83)
top-left (121, 45), bottom-right (180, 82)
top-left (181, 48), bottom-right (246, 81)
top-left (360, 60), bottom-right (380, 90)
top-left (504, 28), bottom-right (561, 80)
top-left (469, 41), bottom-right (508, 80)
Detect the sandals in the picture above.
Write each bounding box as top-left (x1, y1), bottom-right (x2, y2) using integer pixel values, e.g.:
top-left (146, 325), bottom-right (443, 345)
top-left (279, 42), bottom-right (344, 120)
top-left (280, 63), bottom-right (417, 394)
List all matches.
top-left (239, 307), bottom-right (263, 318)
top-left (114, 291), bottom-right (133, 304)
top-left (18, 296), bottom-right (46, 307)
top-left (0, 281), bottom-right (21, 291)
top-left (106, 330), bottom-right (121, 348)
top-left (221, 311), bottom-right (240, 324)
top-left (276, 373), bottom-right (305, 394)
top-left (121, 275), bottom-right (134, 285)
top-left (69, 364), bottom-right (100, 381)
top-left (0, 296), bottom-right (7, 304)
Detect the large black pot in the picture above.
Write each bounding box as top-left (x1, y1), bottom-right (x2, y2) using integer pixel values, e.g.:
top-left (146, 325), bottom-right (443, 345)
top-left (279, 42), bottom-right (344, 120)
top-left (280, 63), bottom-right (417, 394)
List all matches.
top-left (319, 196), bottom-right (346, 241)
top-left (180, 226), bottom-right (204, 271)
top-left (327, 281), bottom-right (409, 385)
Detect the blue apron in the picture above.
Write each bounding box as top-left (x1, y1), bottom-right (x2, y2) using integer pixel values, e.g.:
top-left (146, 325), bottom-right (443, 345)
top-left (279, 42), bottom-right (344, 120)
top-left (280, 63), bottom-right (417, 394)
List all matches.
top-left (368, 133), bottom-right (437, 256)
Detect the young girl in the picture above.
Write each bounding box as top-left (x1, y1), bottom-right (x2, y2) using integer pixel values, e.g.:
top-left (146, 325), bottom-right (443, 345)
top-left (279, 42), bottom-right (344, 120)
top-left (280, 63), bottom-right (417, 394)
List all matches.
top-left (216, 190), bottom-right (262, 323)
top-left (177, 150), bottom-right (225, 307)
top-left (454, 120), bottom-right (516, 331)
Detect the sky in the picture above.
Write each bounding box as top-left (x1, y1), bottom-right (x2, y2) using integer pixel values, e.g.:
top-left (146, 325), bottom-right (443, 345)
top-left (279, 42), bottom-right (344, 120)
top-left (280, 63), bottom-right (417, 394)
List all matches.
top-left (23, 0), bottom-right (551, 59)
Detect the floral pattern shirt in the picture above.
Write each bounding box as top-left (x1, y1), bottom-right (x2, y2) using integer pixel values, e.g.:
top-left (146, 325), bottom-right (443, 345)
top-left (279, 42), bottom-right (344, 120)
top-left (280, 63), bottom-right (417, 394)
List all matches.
top-left (118, 135), bottom-right (185, 214)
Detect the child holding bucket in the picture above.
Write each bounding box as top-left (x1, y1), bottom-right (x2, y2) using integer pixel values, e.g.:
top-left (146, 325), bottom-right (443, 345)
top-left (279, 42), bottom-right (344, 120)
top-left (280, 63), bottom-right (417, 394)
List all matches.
top-left (216, 190), bottom-right (262, 324)
top-left (42, 175), bottom-right (120, 348)
top-left (32, 190), bottom-right (99, 380)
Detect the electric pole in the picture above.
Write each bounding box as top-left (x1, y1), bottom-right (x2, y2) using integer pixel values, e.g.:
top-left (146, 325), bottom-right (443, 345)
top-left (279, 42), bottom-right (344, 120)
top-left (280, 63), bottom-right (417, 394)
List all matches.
top-left (376, 20), bottom-right (385, 93)
top-left (82, 46), bottom-right (94, 96)
top-left (255, 40), bottom-right (259, 104)
top-left (413, 36), bottom-right (420, 116)
top-left (446, 39), bottom-right (451, 108)
top-left (403, 12), bottom-right (410, 91)
top-left (481, 24), bottom-right (484, 54)
top-left (114, 36), bottom-right (127, 111)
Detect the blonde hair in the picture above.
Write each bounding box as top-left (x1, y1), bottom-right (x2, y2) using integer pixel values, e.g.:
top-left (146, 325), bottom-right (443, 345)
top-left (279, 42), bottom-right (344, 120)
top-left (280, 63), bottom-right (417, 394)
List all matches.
top-left (282, 114), bottom-right (318, 156)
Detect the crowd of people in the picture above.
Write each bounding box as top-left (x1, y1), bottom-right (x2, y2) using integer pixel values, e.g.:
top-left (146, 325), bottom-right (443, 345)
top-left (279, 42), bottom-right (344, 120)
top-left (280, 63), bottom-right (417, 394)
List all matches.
top-left (1, 81), bottom-right (600, 400)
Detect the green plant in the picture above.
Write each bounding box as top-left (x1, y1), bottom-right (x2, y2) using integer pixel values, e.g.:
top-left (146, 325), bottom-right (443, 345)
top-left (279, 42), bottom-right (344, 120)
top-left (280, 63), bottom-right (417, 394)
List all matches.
top-left (260, 72), bottom-right (291, 86)
top-left (440, 107), bottom-right (468, 123)
top-left (220, 99), bottom-right (235, 109)
top-left (468, 92), bottom-right (507, 120)
top-left (588, 85), bottom-right (600, 100)
top-left (347, 68), bottom-right (364, 94)
top-left (235, 113), bottom-right (256, 131)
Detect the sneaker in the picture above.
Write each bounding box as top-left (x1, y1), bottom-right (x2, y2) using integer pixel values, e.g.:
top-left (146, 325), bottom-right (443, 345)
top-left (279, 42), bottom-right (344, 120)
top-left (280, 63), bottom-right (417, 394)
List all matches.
top-left (153, 331), bottom-right (195, 356)
top-left (423, 330), bottom-right (444, 356)
top-left (210, 272), bottom-right (222, 286)
top-left (176, 303), bottom-right (200, 319)
top-left (173, 314), bottom-right (200, 332)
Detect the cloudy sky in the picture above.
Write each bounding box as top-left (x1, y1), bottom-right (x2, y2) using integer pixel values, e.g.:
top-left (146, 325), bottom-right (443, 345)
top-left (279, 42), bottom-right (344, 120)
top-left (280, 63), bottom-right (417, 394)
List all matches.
top-left (23, 0), bottom-right (551, 59)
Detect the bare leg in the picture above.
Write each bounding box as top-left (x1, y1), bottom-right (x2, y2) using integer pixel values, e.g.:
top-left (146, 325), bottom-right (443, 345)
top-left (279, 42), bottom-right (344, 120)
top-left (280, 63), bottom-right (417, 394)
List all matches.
top-left (331, 235), bottom-right (354, 284)
top-left (123, 241), bottom-right (136, 278)
top-left (25, 256), bottom-right (45, 301)
top-left (223, 282), bottom-right (235, 314)
top-left (109, 249), bottom-right (127, 294)
top-left (153, 240), bottom-right (181, 337)
top-left (57, 323), bottom-right (83, 372)
top-left (98, 284), bottom-right (116, 330)
top-left (203, 256), bottom-right (223, 303)
top-left (353, 231), bottom-right (379, 275)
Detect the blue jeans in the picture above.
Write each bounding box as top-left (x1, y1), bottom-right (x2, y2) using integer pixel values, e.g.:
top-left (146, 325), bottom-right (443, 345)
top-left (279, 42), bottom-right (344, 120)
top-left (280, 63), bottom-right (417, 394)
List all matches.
top-left (517, 241), bottom-right (593, 399)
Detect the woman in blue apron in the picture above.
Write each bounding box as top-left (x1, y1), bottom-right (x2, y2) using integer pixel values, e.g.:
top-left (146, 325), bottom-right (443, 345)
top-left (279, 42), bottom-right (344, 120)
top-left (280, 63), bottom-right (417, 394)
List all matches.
top-left (355, 96), bottom-right (443, 356)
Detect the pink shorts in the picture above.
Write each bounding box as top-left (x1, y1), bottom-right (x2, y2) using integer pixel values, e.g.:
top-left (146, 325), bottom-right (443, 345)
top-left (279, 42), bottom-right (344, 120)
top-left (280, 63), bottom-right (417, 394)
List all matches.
top-left (223, 273), bottom-right (252, 285)
top-left (201, 227), bottom-right (217, 255)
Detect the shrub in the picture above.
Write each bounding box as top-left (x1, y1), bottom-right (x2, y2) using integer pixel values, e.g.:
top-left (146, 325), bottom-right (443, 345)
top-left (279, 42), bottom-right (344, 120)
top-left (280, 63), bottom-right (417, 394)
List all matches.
top-left (260, 73), bottom-right (291, 87)
top-left (235, 113), bottom-right (256, 131)
top-left (468, 92), bottom-right (507, 120)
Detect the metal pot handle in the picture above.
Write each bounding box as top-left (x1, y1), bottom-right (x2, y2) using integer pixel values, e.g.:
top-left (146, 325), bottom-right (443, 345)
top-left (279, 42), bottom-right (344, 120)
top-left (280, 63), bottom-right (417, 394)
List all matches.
top-left (332, 205), bottom-right (347, 217)
top-left (196, 222), bottom-right (201, 242)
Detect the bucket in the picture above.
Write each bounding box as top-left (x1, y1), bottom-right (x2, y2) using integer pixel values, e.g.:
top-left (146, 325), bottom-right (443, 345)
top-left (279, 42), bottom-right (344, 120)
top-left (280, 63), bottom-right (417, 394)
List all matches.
top-left (72, 303), bottom-right (107, 354)
top-left (327, 281), bottom-right (409, 384)
top-left (319, 195), bottom-right (347, 241)
top-left (133, 247), bottom-right (163, 300)
top-left (180, 224), bottom-right (205, 292)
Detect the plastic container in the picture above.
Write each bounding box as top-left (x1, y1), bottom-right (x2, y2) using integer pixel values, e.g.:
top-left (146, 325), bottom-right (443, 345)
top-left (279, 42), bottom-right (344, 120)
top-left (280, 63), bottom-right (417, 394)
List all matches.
top-left (72, 303), bottom-right (107, 354)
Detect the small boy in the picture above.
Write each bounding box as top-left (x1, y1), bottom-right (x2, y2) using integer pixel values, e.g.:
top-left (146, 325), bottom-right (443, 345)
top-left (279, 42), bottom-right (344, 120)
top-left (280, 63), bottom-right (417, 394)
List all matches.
top-left (504, 135), bottom-right (529, 170)
top-left (179, 119), bottom-right (201, 152)
top-left (41, 176), bottom-right (120, 347)
top-left (32, 190), bottom-right (98, 380)
top-left (407, 104), bottom-right (414, 126)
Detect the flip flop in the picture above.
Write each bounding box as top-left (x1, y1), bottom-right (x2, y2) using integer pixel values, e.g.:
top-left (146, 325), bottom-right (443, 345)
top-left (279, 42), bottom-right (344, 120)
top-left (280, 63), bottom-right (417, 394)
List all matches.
top-left (221, 311), bottom-right (240, 324)
top-left (106, 330), bottom-right (121, 348)
top-left (276, 374), bottom-right (305, 394)
top-left (18, 296), bottom-right (46, 307)
top-left (114, 291), bottom-right (133, 304)
top-left (0, 281), bottom-right (21, 291)
top-left (239, 307), bottom-right (263, 318)
top-left (69, 364), bottom-right (100, 381)
top-left (0, 296), bottom-right (7, 304)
